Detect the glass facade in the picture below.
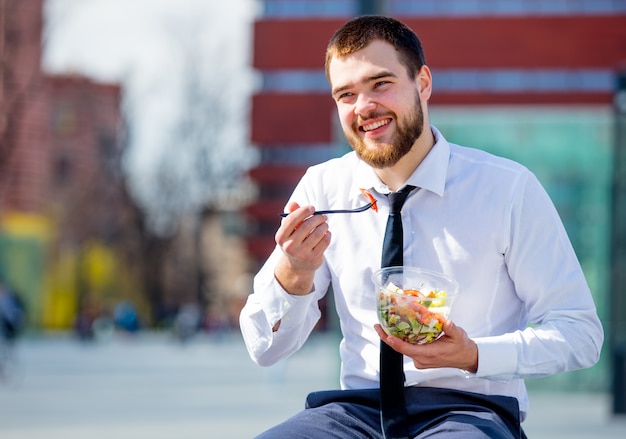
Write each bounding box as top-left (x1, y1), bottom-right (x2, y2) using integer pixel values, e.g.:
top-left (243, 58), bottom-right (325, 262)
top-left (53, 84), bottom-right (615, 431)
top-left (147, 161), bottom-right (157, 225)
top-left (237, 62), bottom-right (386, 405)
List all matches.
top-left (389, 0), bottom-right (626, 16)
top-left (262, 0), bottom-right (626, 18)
top-left (431, 105), bottom-right (613, 390)
top-left (261, 69), bottom-right (614, 94)
top-left (263, 0), bottom-right (356, 17)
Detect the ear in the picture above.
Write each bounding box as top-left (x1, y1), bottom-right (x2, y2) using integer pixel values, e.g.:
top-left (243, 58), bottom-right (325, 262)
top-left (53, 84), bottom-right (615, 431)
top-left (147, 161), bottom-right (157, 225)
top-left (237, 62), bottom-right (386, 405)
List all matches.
top-left (416, 65), bottom-right (433, 102)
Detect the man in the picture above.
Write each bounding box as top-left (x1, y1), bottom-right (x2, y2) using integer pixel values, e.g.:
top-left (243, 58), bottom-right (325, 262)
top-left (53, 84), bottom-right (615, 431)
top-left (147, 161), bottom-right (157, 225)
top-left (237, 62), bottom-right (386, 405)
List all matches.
top-left (239, 15), bottom-right (603, 438)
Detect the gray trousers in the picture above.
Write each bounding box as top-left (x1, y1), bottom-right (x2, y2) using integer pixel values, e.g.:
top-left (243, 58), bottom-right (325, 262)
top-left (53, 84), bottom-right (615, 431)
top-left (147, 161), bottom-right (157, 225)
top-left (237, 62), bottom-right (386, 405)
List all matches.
top-left (255, 387), bottom-right (527, 439)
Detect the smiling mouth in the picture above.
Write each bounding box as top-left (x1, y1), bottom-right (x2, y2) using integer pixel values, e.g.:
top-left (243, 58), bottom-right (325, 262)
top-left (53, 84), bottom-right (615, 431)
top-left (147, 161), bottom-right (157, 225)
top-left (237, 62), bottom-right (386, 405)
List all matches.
top-left (360, 118), bottom-right (391, 133)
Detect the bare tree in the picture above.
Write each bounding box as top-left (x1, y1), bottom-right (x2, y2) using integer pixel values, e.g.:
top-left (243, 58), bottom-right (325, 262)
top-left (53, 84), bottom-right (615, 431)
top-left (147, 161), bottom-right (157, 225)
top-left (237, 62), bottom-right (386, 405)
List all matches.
top-left (125, 12), bottom-right (254, 315)
top-left (140, 12), bottom-right (254, 231)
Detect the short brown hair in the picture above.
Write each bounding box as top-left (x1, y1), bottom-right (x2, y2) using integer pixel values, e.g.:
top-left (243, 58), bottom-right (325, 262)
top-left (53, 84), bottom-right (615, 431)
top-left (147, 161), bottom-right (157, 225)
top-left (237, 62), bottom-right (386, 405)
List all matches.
top-left (325, 16), bottom-right (427, 82)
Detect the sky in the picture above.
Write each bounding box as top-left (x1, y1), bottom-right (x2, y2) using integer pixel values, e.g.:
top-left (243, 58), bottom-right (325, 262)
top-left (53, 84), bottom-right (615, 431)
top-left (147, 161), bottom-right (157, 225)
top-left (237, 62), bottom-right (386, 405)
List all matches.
top-left (42, 0), bottom-right (260, 216)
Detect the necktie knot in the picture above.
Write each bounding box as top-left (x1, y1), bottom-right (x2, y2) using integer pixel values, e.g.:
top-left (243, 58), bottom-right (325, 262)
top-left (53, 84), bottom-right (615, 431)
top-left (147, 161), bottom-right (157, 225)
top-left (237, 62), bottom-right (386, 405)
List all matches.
top-left (387, 185), bottom-right (415, 213)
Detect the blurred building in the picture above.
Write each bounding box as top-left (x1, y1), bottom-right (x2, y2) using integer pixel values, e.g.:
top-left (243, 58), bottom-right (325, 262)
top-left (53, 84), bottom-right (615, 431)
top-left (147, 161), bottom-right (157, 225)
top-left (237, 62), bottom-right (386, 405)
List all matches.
top-left (0, 0), bottom-right (135, 329)
top-left (245, 0), bottom-right (626, 390)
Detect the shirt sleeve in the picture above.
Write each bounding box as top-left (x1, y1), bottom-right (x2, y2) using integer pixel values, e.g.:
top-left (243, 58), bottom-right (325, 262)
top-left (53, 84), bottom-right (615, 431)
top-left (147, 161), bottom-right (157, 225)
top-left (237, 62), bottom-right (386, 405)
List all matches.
top-left (473, 170), bottom-right (603, 380)
top-left (239, 247), bottom-right (329, 366)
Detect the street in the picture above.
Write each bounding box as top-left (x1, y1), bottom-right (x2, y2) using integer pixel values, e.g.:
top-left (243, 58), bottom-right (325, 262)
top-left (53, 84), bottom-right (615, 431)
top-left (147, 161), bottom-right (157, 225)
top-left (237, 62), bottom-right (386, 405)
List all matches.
top-left (1, 331), bottom-right (625, 439)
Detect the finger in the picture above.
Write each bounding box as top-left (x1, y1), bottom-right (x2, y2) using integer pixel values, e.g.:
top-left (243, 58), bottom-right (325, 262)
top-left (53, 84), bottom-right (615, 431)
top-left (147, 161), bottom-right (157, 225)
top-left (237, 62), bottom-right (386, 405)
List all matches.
top-left (375, 324), bottom-right (409, 352)
top-left (285, 214), bottom-right (327, 248)
top-left (384, 333), bottom-right (414, 354)
top-left (283, 205), bottom-right (315, 227)
top-left (302, 215), bottom-right (329, 240)
top-left (310, 229), bottom-right (331, 255)
top-left (278, 201), bottom-right (300, 217)
top-left (285, 200), bottom-right (301, 214)
top-left (374, 324), bottom-right (388, 340)
top-left (278, 201), bottom-right (303, 219)
top-left (278, 214), bottom-right (330, 266)
top-left (276, 206), bottom-right (315, 243)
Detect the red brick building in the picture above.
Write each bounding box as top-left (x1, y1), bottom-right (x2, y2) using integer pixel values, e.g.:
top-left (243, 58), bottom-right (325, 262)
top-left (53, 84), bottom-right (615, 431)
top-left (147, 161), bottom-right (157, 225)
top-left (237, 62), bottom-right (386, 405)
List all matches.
top-left (1, 0), bottom-right (124, 215)
top-left (0, 0), bottom-right (48, 211)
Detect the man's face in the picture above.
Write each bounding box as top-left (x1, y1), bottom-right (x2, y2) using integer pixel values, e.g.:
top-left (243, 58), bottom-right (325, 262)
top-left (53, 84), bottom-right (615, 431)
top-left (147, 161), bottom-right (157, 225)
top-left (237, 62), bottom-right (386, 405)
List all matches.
top-left (328, 40), bottom-right (427, 169)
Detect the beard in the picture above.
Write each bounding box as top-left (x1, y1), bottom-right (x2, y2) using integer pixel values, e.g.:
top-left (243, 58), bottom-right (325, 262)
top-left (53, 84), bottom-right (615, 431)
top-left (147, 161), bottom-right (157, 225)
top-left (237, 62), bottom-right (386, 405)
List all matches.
top-left (344, 91), bottom-right (424, 169)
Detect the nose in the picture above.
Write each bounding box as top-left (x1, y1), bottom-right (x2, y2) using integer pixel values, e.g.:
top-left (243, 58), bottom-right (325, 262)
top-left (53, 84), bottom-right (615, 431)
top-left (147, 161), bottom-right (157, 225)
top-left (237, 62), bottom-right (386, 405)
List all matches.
top-left (354, 93), bottom-right (377, 117)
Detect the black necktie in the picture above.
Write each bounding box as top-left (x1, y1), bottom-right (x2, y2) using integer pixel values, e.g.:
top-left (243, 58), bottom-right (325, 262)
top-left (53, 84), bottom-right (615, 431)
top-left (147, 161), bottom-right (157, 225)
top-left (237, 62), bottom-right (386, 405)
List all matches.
top-left (380, 185), bottom-right (415, 439)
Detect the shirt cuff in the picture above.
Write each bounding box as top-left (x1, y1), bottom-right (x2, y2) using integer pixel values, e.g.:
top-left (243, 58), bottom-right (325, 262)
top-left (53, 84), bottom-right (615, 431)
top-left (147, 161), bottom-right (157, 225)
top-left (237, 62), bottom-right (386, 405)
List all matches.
top-left (259, 278), bottom-right (317, 330)
top-left (473, 334), bottom-right (519, 380)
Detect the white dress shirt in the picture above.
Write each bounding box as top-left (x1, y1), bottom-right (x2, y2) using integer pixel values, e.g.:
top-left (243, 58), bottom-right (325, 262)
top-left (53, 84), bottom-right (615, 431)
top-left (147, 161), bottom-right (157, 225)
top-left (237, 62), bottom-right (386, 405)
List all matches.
top-left (239, 126), bottom-right (603, 419)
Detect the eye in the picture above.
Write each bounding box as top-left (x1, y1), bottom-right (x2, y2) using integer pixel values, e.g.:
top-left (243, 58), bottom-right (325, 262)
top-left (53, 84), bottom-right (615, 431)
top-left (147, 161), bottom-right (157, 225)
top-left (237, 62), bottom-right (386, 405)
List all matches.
top-left (374, 80), bottom-right (389, 88)
top-left (336, 92), bottom-right (354, 102)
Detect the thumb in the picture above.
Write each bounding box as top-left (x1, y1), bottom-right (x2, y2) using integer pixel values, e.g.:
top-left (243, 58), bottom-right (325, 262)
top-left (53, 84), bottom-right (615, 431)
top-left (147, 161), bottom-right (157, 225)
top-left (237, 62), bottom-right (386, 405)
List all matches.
top-left (285, 201), bottom-right (301, 214)
top-left (443, 320), bottom-right (457, 337)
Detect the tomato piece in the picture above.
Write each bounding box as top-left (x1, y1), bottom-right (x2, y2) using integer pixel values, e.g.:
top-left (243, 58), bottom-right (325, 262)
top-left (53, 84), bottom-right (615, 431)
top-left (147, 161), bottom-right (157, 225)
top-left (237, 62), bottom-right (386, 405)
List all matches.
top-left (404, 289), bottom-right (424, 297)
top-left (359, 188), bottom-right (378, 212)
top-left (408, 302), bottom-right (429, 315)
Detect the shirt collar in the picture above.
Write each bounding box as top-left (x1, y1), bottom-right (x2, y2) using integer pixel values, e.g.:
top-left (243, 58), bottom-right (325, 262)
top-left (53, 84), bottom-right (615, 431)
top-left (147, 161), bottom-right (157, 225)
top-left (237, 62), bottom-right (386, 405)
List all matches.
top-left (350, 125), bottom-right (450, 201)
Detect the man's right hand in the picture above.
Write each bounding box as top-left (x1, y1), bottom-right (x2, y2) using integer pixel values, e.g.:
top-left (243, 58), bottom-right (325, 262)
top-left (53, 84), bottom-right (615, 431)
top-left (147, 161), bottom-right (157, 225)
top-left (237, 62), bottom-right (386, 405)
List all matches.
top-left (274, 202), bottom-right (331, 296)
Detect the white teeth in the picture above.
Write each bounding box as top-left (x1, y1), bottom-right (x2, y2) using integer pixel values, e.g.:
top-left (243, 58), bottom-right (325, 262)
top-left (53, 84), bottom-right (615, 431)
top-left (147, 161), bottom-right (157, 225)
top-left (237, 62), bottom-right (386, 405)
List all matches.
top-left (362, 119), bottom-right (390, 132)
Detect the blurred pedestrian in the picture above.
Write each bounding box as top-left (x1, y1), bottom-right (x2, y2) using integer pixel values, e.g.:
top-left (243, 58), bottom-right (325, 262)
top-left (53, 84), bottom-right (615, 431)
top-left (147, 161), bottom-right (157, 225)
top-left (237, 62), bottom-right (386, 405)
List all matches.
top-left (173, 303), bottom-right (201, 342)
top-left (0, 280), bottom-right (25, 343)
top-left (113, 300), bottom-right (140, 333)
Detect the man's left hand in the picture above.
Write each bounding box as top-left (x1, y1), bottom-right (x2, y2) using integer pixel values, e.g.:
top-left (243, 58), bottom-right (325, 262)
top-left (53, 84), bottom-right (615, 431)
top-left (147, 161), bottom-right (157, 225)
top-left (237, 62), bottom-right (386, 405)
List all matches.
top-left (374, 320), bottom-right (478, 373)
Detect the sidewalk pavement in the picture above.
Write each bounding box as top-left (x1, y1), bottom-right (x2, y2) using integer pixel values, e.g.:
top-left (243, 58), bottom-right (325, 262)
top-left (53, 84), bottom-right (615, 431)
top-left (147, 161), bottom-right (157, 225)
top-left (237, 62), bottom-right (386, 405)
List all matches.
top-left (0, 331), bottom-right (624, 439)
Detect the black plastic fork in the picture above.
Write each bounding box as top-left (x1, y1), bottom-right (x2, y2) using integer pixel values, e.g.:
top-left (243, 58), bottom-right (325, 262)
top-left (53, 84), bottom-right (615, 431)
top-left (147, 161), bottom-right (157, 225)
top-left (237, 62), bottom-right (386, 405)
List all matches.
top-left (279, 202), bottom-right (375, 217)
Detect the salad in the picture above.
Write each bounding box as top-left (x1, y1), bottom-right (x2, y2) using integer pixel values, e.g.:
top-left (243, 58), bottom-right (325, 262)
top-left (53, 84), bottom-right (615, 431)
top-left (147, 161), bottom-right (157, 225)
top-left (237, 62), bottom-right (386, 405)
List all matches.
top-left (377, 282), bottom-right (450, 344)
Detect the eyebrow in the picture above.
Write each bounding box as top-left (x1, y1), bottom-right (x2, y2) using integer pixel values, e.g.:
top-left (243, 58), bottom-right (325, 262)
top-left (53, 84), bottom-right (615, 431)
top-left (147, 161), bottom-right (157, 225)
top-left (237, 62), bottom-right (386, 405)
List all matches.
top-left (331, 70), bottom-right (398, 97)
